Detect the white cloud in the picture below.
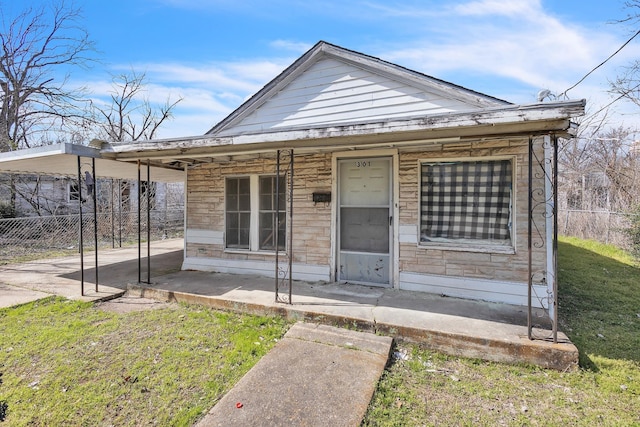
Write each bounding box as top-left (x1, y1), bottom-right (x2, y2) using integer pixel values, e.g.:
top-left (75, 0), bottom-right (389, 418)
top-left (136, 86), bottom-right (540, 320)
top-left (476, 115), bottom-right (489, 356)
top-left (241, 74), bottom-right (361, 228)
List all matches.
top-left (269, 40), bottom-right (313, 53)
top-left (368, 0), bottom-right (638, 105)
top-left (453, 0), bottom-right (542, 17)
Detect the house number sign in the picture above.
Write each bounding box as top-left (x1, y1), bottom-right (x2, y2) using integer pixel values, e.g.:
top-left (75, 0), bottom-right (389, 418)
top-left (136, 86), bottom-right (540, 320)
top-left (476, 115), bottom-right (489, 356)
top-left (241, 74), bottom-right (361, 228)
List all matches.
top-left (355, 160), bottom-right (371, 167)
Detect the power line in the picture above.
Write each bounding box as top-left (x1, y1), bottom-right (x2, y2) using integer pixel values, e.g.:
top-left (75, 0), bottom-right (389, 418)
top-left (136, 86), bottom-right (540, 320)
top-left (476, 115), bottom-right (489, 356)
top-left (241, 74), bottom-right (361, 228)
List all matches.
top-left (585, 81), bottom-right (640, 122)
top-left (561, 29), bottom-right (640, 98)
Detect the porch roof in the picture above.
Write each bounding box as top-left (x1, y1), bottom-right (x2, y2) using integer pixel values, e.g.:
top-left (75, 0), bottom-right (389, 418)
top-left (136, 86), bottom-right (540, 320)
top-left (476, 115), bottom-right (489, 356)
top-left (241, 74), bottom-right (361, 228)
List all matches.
top-left (100, 99), bottom-right (585, 167)
top-left (0, 142), bottom-right (184, 182)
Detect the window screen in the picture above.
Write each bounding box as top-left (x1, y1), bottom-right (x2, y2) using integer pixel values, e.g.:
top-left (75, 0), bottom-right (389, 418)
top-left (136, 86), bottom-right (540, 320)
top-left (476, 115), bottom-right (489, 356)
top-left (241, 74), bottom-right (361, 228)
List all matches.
top-left (225, 177), bottom-right (250, 249)
top-left (420, 160), bottom-right (512, 243)
top-left (259, 176), bottom-right (286, 250)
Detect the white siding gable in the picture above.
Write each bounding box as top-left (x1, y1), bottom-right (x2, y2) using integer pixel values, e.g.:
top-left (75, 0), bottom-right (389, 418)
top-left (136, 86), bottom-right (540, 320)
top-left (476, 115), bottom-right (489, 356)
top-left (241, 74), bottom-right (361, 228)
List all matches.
top-left (217, 57), bottom-right (494, 137)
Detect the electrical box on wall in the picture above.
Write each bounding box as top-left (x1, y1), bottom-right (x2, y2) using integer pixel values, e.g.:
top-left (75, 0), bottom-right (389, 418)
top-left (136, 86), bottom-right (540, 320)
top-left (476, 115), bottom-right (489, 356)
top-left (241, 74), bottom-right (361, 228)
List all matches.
top-left (312, 191), bottom-right (331, 204)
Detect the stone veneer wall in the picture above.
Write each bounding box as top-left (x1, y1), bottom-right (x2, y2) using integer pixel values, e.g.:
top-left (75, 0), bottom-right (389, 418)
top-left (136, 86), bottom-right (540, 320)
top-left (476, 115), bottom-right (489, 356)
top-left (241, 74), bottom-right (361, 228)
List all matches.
top-left (184, 137), bottom-right (548, 288)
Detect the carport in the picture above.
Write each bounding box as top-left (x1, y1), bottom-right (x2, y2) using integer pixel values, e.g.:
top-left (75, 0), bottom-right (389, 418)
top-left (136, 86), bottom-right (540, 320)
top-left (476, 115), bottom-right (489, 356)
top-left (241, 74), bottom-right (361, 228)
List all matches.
top-left (0, 142), bottom-right (185, 295)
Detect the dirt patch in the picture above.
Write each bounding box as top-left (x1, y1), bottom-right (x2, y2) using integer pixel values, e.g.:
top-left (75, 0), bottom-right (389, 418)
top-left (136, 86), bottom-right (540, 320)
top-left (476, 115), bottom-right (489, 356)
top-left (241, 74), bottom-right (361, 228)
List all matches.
top-left (95, 295), bottom-right (176, 314)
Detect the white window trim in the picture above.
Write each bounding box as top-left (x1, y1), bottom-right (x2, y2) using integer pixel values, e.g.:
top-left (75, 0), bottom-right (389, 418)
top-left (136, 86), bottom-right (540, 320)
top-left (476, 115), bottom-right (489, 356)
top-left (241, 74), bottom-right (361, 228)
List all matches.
top-left (417, 155), bottom-right (517, 254)
top-left (224, 174), bottom-right (286, 254)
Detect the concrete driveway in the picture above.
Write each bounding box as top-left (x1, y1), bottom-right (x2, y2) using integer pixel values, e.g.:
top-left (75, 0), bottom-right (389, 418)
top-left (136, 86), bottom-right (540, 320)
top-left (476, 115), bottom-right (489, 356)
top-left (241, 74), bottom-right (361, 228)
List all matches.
top-left (0, 239), bottom-right (184, 307)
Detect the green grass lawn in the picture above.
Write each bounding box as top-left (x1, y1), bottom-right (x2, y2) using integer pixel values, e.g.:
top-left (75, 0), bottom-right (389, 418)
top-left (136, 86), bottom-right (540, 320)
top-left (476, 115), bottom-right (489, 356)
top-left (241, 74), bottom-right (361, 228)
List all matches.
top-left (362, 236), bottom-right (640, 426)
top-left (0, 298), bottom-right (289, 426)
top-left (1, 236), bottom-right (638, 426)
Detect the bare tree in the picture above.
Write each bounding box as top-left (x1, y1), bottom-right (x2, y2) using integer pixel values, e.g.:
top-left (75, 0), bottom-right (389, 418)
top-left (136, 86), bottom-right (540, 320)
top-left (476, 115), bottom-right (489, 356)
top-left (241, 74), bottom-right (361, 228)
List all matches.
top-left (589, 127), bottom-right (638, 209)
top-left (92, 71), bottom-right (182, 142)
top-left (0, 1), bottom-right (95, 151)
top-left (610, 64), bottom-right (640, 110)
top-left (560, 127), bottom-right (639, 209)
top-left (609, 2), bottom-right (640, 111)
top-left (0, 3), bottom-right (183, 218)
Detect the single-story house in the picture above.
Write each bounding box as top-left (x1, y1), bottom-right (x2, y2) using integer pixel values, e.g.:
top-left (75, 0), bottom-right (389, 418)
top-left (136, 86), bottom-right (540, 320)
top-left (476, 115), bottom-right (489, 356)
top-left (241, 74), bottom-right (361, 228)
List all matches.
top-left (102, 41), bottom-right (585, 313)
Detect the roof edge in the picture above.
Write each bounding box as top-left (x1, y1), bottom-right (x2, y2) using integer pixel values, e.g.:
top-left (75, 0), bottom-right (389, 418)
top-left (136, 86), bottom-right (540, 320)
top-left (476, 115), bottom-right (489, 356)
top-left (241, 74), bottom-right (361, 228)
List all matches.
top-left (0, 142), bottom-right (101, 163)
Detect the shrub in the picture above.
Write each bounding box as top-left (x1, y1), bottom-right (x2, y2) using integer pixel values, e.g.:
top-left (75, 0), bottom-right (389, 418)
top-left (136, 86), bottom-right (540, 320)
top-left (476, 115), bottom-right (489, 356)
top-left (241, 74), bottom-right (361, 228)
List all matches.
top-left (626, 204), bottom-right (640, 260)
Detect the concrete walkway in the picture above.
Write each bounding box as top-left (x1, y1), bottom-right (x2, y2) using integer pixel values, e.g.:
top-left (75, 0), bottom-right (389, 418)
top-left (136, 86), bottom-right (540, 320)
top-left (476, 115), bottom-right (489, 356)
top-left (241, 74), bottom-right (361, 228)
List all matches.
top-left (196, 322), bottom-right (392, 427)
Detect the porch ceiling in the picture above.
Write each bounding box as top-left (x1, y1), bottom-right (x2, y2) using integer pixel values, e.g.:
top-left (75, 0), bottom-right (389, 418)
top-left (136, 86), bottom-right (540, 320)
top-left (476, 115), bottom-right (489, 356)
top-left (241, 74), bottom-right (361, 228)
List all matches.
top-left (0, 143), bottom-right (184, 182)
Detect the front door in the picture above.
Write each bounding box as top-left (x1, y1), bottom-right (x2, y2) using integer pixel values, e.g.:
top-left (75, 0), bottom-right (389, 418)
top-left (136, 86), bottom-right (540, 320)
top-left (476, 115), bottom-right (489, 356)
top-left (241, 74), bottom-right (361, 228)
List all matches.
top-left (338, 157), bottom-right (392, 286)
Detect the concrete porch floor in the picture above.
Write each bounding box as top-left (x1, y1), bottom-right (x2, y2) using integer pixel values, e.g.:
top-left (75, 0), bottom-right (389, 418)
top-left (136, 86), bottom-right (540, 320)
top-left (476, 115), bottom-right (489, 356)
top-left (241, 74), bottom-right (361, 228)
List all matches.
top-left (130, 269), bottom-right (578, 371)
top-left (0, 239), bottom-right (578, 370)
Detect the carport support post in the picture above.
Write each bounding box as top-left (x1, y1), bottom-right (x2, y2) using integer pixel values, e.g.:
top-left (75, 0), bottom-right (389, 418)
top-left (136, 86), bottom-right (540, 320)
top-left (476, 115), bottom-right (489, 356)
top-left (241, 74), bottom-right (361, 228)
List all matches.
top-left (274, 150), bottom-right (280, 299)
top-left (77, 156), bottom-right (84, 296)
top-left (527, 137), bottom-right (533, 340)
top-left (147, 160), bottom-right (151, 284)
top-left (118, 178), bottom-right (122, 247)
top-left (110, 178), bottom-right (115, 249)
top-left (288, 149), bottom-right (293, 303)
top-left (92, 157), bottom-right (98, 292)
top-left (551, 136), bottom-right (559, 343)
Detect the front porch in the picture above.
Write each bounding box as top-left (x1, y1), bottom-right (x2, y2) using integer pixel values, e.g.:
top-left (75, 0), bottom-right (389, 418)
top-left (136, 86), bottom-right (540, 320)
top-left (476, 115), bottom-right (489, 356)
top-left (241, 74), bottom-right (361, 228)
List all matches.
top-left (130, 267), bottom-right (577, 370)
top-left (0, 240), bottom-right (578, 370)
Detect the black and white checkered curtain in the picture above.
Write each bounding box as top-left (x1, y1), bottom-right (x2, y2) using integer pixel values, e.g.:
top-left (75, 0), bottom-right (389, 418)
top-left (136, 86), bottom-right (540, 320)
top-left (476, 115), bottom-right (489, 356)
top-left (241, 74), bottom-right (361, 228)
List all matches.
top-left (420, 160), bottom-right (512, 240)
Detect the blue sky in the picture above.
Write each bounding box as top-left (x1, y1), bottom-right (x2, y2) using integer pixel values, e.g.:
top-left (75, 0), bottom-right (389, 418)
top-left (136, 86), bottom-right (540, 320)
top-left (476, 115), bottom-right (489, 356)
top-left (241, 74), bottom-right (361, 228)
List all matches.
top-left (10, 0), bottom-right (640, 138)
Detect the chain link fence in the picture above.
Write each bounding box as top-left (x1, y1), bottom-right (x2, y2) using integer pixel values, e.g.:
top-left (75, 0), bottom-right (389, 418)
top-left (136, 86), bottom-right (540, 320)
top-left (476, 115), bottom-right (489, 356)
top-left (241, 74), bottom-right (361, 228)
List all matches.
top-left (0, 209), bottom-right (183, 263)
top-left (558, 209), bottom-right (633, 249)
top-left (2, 208), bottom-right (633, 262)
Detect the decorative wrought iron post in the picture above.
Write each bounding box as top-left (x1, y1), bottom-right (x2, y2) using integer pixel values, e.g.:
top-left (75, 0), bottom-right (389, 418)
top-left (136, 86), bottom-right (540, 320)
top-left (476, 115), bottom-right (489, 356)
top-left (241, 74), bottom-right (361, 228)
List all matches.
top-left (275, 149), bottom-right (294, 304)
top-left (527, 135), bottom-right (559, 343)
top-left (288, 149), bottom-right (294, 304)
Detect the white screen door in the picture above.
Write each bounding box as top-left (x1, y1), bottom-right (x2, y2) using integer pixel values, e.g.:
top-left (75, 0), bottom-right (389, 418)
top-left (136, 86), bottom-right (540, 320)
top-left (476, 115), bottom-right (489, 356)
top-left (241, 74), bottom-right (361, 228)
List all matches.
top-left (338, 157), bottom-right (391, 286)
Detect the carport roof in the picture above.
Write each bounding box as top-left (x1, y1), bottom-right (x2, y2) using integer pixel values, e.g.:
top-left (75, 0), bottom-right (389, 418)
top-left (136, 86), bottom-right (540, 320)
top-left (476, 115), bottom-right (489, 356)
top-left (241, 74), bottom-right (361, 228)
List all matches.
top-left (0, 143), bottom-right (184, 182)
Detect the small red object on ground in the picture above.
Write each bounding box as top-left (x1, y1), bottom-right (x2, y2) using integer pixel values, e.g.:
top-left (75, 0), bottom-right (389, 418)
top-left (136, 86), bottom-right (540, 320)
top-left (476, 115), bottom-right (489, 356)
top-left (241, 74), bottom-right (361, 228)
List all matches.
top-left (236, 402), bottom-right (243, 409)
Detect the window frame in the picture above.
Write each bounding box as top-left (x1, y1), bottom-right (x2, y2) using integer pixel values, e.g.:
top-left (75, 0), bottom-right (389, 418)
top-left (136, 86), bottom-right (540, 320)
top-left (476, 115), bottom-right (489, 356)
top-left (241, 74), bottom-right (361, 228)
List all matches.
top-left (68, 181), bottom-right (81, 202)
top-left (224, 174), bottom-right (287, 253)
top-left (225, 176), bottom-right (252, 250)
top-left (258, 175), bottom-right (287, 251)
top-left (417, 156), bottom-right (516, 254)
